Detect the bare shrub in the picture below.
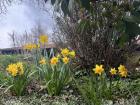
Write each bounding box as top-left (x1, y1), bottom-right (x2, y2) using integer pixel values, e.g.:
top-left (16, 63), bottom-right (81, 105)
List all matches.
top-left (52, 1), bottom-right (138, 70)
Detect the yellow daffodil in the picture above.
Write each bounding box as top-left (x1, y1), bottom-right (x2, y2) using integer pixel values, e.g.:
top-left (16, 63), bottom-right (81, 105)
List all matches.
top-left (118, 64), bottom-right (128, 77)
top-left (120, 70), bottom-right (128, 77)
top-left (93, 64), bottom-right (104, 75)
top-left (6, 64), bottom-right (18, 76)
top-left (6, 62), bottom-right (25, 76)
top-left (16, 62), bottom-right (24, 75)
top-left (11, 68), bottom-right (18, 76)
top-left (23, 43), bottom-right (37, 50)
top-left (118, 64), bottom-right (126, 73)
top-left (39, 35), bottom-right (48, 45)
top-left (50, 57), bottom-right (58, 65)
top-left (39, 58), bottom-right (46, 65)
top-left (62, 57), bottom-right (69, 64)
top-left (61, 48), bottom-right (69, 57)
top-left (69, 51), bottom-right (76, 58)
top-left (110, 68), bottom-right (117, 75)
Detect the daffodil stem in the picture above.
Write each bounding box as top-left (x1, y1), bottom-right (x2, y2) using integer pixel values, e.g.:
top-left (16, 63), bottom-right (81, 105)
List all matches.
top-left (96, 75), bottom-right (98, 92)
top-left (109, 76), bottom-right (112, 99)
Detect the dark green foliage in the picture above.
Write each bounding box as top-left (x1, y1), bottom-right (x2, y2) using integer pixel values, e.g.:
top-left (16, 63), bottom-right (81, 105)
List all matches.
top-left (80, 0), bottom-right (91, 10)
top-left (51, 0), bottom-right (56, 5)
top-left (61, 0), bottom-right (70, 16)
top-left (120, 1), bottom-right (140, 45)
top-left (47, 0), bottom-right (140, 45)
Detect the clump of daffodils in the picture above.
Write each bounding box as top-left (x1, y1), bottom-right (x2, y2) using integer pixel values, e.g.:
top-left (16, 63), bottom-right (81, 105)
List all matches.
top-left (23, 43), bottom-right (37, 50)
top-left (92, 64), bottom-right (128, 78)
top-left (23, 34), bottom-right (48, 51)
top-left (49, 48), bottom-right (76, 65)
top-left (61, 48), bottom-right (76, 58)
top-left (6, 62), bottom-right (24, 76)
top-left (39, 48), bottom-right (76, 66)
top-left (118, 64), bottom-right (128, 77)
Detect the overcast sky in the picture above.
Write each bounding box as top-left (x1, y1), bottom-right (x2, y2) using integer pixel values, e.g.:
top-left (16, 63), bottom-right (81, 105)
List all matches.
top-left (0, 0), bottom-right (54, 48)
